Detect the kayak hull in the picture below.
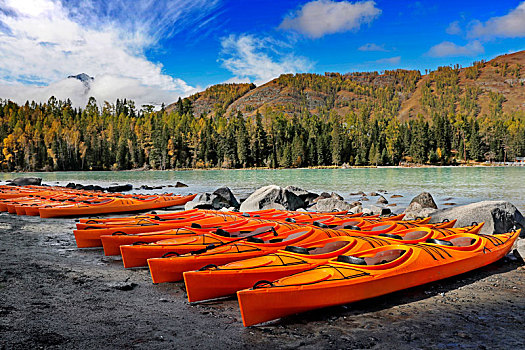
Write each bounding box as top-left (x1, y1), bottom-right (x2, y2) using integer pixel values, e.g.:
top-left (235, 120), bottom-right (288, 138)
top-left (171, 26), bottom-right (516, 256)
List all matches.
top-left (237, 230), bottom-right (519, 326)
top-left (39, 194), bottom-right (197, 218)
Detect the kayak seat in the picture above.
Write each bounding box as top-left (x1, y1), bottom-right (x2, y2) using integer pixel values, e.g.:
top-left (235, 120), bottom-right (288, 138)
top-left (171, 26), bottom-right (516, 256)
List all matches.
top-left (364, 249), bottom-right (405, 265)
top-left (449, 237), bottom-right (477, 247)
top-left (226, 226), bottom-right (275, 238)
top-left (401, 230), bottom-right (428, 240)
top-left (280, 230), bottom-right (311, 242)
top-left (308, 241), bottom-right (351, 255)
top-left (337, 249), bottom-right (405, 266)
top-left (369, 224), bottom-right (391, 231)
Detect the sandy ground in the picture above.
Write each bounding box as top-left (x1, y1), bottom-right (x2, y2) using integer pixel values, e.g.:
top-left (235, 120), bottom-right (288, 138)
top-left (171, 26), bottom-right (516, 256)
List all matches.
top-left (0, 211), bottom-right (524, 350)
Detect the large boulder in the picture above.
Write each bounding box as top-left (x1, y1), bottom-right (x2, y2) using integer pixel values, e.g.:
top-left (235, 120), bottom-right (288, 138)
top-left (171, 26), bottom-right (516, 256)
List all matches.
top-left (404, 203), bottom-right (437, 220)
top-left (239, 185), bottom-right (304, 212)
top-left (309, 198), bottom-right (359, 213)
top-left (368, 205), bottom-right (392, 216)
top-left (429, 201), bottom-right (525, 236)
top-left (513, 238), bottom-right (525, 262)
top-left (7, 177), bottom-right (42, 186)
top-left (185, 187), bottom-right (240, 210)
top-left (284, 186), bottom-right (318, 207)
top-left (213, 187), bottom-right (240, 208)
top-left (313, 192), bottom-right (343, 203)
top-left (410, 192), bottom-right (438, 209)
top-left (404, 192), bottom-right (438, 219)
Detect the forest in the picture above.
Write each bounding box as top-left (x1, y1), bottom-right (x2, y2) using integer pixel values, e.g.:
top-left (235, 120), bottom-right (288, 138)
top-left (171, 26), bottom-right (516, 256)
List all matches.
top-left (1, 62), bottom-right (524, 171)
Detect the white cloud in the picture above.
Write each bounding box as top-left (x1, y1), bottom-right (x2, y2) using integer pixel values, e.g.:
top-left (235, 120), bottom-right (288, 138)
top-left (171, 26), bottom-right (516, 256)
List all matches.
top-left (0, 74), bottom-right (192, 107)
top-left (468, 2), bottom-right (525, 39)
top-left (374, 56), bottom-right (400, 65)
top-left (221, 76), bottom-right (253, 85)
top-left (358, 43), bottom-right (387, 51)
top-left (426, 41), bottom-right (484, 57)
top-left (0, 0), bottom-right (219, 106)
top-left (220, 34), bottom-right (313, 85)
top-left (446, 20), bottom-right (462, 35)
top-left (279, 0), bottom-right (381, 38)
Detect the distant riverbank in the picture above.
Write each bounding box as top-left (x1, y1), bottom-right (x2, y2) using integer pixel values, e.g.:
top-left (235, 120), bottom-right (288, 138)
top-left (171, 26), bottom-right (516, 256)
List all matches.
top-left (4, 161), bottom-right (525, 174)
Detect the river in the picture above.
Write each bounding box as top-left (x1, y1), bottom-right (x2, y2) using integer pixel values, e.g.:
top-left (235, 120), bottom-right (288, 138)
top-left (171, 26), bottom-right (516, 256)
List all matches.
top-left (1, 167), bottom-right (524, 212)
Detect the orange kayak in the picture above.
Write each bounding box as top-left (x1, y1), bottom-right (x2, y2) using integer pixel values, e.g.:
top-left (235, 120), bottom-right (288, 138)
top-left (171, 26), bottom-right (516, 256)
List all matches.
top-left (75, 208), bottom-right (281, 225)
top-left (148, 225), bottom-right (369, 283)
top-left (74, 208), bottom-right (362, 227)
top-left (75, 212), bottom-right (212, 232)
top-left (149, 223), bottom-right (456, 285)
top-left (237, 229), bottom-right (520, 326)
top-left (75, 210), bottom-right (356, 249)
top-left (74, 214), bottom-right (242, 248)
top-left (182, 224), bottom-right (482, 302)
top-left (99, 217), bottom-right (261, 255)
top-left (120, 222), bottom-right (299, 268)
top-left (74, 209), bottom-right (206, 229)
top-left (38, 194), bottom-right (197, 218)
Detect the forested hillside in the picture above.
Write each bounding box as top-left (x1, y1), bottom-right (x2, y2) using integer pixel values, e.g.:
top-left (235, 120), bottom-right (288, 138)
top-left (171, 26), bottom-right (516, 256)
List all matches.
top-left (1, 51), bottom-right (524, 171)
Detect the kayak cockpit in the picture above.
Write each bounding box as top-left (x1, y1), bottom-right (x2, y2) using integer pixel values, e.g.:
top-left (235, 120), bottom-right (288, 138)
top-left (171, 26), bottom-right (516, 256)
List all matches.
top-left (337, 249), bottom-right (406, 266)
top-left (425, 235), bottom-right (481, 249)
top-left (284, 240), bottom-right (351, 255)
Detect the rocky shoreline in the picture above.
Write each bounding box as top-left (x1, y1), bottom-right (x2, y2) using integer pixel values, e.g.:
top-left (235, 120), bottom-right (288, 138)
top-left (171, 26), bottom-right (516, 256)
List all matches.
top-left (1, 181), bottom-right (525, 349)
top-left (0, 211), bottom-right (524, 349)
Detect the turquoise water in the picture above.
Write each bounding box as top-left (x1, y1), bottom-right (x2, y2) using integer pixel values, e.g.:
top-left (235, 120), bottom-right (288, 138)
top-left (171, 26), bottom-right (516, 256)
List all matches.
top-left (1, 167), bottom-right (524, 212)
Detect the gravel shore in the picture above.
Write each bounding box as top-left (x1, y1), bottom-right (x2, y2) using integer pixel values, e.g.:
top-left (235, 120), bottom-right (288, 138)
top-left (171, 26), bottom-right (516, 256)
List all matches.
top-left (1, 211), bottom-right (524, 349)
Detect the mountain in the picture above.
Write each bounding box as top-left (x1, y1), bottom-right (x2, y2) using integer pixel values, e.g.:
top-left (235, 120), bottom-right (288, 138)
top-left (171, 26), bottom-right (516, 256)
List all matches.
top-left (67, 73), bottom-right (94, 87)
top-left (172, 51), bottom-right (525, 120)
top-left (166, 82), bottom-right (256, 116)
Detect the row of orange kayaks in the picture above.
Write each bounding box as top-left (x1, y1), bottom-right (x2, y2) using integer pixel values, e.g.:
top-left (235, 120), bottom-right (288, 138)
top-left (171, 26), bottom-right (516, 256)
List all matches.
top-left (66, 207), bottom-right (520, 327)
top-left (0, 185), bottom-right (196, 218)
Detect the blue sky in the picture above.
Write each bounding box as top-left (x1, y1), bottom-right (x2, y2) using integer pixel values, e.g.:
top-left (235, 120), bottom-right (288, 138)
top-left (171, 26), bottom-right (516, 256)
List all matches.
top-left (0, 0), bottom-right (524, 106)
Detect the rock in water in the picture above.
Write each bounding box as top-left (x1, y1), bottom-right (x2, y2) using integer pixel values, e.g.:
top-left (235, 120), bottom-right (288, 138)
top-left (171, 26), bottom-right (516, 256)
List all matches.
top-left (330, 192), bottom-right (344, 201)
top-left (368, 205), bottom-right (392, 216)
top-left (410, 192), bottom-right (438, 209)
top-left (185, 187), bottom-right (239, 210)
top-left (107, 184), bottom-right (133, 193)
top-left (429, 201), bottom-right (525, 235)
top-left (404, 192), bottom-right (438, 219)
top-left (350, 191), bottom-right (365, 196)
top-left (313, 192), bottom-right (331, 203)
top-left (175, 181), bottom-right (188, 188)
top-left (212, 187), bottom-right (240, 208)
top-left (309, 198), bottom-right (359, 213)
top-left (239, 185), bottom-right (304, 212)
top-left (7, 177), bottom-right (42, 186)
top-left (284, 186), bottom-right (318, 207)
top-left (376, 195), bottom-right (388, 204)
